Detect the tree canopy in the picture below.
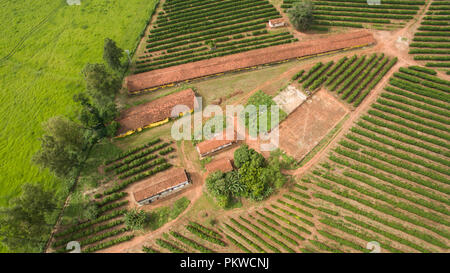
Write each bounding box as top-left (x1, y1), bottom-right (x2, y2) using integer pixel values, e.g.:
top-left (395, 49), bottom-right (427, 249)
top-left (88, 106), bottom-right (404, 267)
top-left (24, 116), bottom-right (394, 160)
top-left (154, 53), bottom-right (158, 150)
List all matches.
top-left (0, 183), bottom-right (58, 252)
top-left (206, 144), bottom-right (287, 207)
top-left (103, 38), bottom-right (124, 71)
top-left (33, 116), bottom-right (88, 178)
top-left (124, 209), bottom-right (149, 230)
top-left (287, 0), bottom-right (314, 32)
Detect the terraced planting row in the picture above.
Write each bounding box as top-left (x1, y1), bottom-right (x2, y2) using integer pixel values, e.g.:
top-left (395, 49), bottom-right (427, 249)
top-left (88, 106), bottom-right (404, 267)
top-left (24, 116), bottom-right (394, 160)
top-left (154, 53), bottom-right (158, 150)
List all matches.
top-left (305, 65), bottom-right (450, 253)
top-left (410, 0), bottom-right (450, 70)
top-left (51, 138), bottom-right (176, 252)
top-left (281, 0), bottom-right (425, 30)
top-left (294, 53), bottom-right (397, 106)
top-left (135, 0), bottom-right (296, 73)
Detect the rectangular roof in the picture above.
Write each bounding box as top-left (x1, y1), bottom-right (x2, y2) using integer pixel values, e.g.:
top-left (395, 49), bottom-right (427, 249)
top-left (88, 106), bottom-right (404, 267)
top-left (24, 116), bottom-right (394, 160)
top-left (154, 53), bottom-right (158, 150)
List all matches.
top-left (125, 31), bottom-right (375, 92)
top-left (117, 88), bottom-right (196, 134)
top-left (196, 131), bottom-right (236, 156)
top-left (133, 168), bottom-right (188, 202)
top-left (205, 158), bottom-right (234, 174)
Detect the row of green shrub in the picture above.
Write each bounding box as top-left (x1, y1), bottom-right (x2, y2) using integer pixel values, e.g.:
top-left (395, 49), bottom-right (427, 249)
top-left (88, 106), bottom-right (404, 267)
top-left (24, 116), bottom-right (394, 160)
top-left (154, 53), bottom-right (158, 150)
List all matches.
top-left (159, 0), bottom-right (269, 26)
top-left (314, 10), bottom-right (413, 19)
top-left (148, 11), bottom-right (278, 43)
top-left (399, 67), bottom-right (450, 86)
top-left (313, 15), bottom-right (390, 24)
top-left (105, 138), bottom-right (160, 165)
top-left (188, 222), bottom-right (222, 239)
top-left (314, 5), bottom-right (417, 15)
top-left (153, 5), bottom-right (276, 37)
top-left (342, 168), bottom-right (449, 216)
top-left (346, 56), bottom-right (387, 103)
top-left (104, 163), bottom-right (172, 195)
top-left (263, 207), bottom-right (312, 235)
top-left (118, 158), bottom-right (166, 179)
top-left (384, 85), bottom-right (449, 113)
top-left (330, 56), bottom-right (366, 91)
top-left (229, 218), bottom-right (280, 253)
top-left (313, 192), bottom-right (440, 251)
top-left (96, 192), bottom-right (128, 207)
top-left (353, 57), bottom-right (397, 106)
top-left (362, 113), bottom-right (450, 152)
top-left (115, 154), bottom-right (157, 175)
top-left (170, 231), bottom-right (213, 253)
top-left (156, 238), bottom-right (185, 253)
top-left (186, 225), bottom-right (226, 246)
top-left (303, 61), bottom-right (334, 89)
top-left (352, 123), bottom-right (450, 166)
top-left (342, 54), bottom-right (382, 99)
top-left (339, 54), bottom-right (375, 95)
top-left (224, 234), bottom-right (251, 253)
top-left (239, 216), bottom-right (294, 253)
top-left (155, 3), bottom-right (275, 34)
top-left (334, 145), bottom-right (449, 194)
top-left (319, 217), bottom-right (402, 253)
top-left (223, 223), bottom-right (265, 252)
top-left (106, 142), bottom-right (169, 172)
top-left (54, 209), bottom-right (126, 238)
top-left (98, 200), bottom-right (129, 215)
top-left (326, 55), bottom-right (356, 86)
top-left (83, 235), bottom-right (135, 253)
top-left (253, 216), bottom-right (299, 246)
top-left (53, 219), bottom-right (124, 248)
top-left (318, 169), bottom-right (450, 230)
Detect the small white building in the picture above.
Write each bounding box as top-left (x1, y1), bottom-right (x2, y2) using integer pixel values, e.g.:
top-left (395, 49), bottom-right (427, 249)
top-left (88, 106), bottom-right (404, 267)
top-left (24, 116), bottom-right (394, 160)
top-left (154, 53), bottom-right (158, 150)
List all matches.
top-left (269, 18), bottom-right (286, 28)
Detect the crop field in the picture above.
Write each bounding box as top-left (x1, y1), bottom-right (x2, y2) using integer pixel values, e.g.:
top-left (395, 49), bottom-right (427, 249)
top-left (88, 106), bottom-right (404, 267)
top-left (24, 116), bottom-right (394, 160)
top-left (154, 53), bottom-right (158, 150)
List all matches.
top-left (50, 138), bottom-right (182, 253)
top-left (410, 0), bottom-right (450, 70)
top-left (293, 53), bottom-right (398, 106)
top-left (144, 65), bottom-right (449, 253)
top-left (134, 0), bottom-right (297, 73)
top-left (282, 0), bottom-right (426, 30)
top-left (0, 0), bottom-right (158, 208)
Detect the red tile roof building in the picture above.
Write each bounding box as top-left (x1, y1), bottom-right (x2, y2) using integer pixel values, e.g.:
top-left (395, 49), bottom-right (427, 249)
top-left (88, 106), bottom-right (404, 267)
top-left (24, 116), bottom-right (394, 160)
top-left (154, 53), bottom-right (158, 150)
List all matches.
top-left (117, 88), bottom-right (197, 135)
top-left (133, 169), bottom-right (190, 205)
top-left (205, 158), bottom-right (234, 174)
top-left (196, 131), bottom-right (237, 157)
top-left (125, 31), bottom-right (375, 93)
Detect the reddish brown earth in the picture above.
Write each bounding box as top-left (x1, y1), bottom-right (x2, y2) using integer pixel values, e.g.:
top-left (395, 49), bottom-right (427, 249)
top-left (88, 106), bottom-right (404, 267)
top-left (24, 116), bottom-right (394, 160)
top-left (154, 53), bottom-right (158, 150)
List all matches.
top-left (125, 30), bottom-right (375, 93)
top-left (277, 89), bottom-right (349, 160)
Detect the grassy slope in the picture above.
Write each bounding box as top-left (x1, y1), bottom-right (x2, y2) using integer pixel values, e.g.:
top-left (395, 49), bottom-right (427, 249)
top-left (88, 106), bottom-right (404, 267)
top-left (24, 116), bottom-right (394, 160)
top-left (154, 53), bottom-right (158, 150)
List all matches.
top-left (0, 0), bottom-right (158, 208)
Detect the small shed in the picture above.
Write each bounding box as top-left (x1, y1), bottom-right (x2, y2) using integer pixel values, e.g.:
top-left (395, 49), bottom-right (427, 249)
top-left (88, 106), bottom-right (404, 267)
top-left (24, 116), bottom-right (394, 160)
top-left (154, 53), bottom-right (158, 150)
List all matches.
top-left (205, 158), bottom-right (234, 174)
top-left (269, 18), bottom-right (286, 28)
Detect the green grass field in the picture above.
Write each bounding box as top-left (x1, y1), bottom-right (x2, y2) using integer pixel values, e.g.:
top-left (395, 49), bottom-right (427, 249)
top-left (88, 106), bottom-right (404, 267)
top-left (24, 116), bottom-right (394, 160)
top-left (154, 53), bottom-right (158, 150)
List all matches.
top-left (0, 0), bottom-right (158, 207)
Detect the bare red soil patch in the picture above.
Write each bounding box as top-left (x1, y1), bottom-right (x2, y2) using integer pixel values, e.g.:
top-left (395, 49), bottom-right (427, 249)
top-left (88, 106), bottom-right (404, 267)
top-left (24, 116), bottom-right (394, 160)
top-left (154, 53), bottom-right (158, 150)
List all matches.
top-left (277, 89), bottom-right (348, 160)
top-left (125, 31), bottom-right (375, 93)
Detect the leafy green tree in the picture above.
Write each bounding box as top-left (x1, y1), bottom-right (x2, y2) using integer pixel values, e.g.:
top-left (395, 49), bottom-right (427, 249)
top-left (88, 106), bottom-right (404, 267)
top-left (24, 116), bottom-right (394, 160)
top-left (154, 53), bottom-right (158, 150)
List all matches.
top-left (33, 116), bottom-right (88, 178)
top-left (103, 38), bottom-right (124, 71)
top-left (233, 144), bottom-right (251, 168)
top-left (124, 209), bottom-right (149, 230)
top-left (64, 192), bottom-right (98, 224)
top-left (287, 0), bottom-right (314, 32)
top-left (82, 63), bottom-right (121, 101)
top-left (0, 183), bottom-right (58, 252)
